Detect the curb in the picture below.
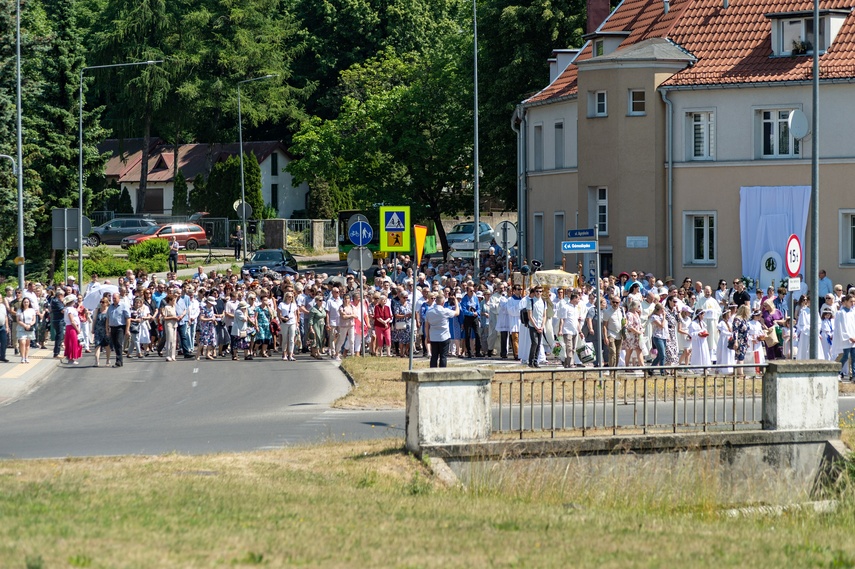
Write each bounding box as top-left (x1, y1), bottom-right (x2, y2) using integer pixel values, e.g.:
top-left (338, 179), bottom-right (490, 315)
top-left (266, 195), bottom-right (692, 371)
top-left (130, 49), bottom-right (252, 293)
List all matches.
top-left (0, 355), bottom-right (59, 406)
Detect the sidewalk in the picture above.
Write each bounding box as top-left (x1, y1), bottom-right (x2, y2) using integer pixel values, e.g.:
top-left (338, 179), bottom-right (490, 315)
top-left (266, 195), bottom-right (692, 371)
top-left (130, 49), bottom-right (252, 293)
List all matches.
top-left (0, 343), bottom-right (59, 406)
top-left (171, 251), bottom-right (340, 279)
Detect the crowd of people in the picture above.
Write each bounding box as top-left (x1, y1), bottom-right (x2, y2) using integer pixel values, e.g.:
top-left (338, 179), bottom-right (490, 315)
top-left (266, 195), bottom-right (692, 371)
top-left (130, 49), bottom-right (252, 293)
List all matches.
top-left (0, 250), bottom-right (854, 379)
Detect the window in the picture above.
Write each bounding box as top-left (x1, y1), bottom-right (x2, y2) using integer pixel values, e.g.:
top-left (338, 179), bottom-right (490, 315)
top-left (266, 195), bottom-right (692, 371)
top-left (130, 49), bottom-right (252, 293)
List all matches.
top-left (533, 124), bottom-right (544, 171)
top-left (594, 40), bottom-right (604, 57)
top-left (761, 110), bottom-right (800, 157)
top-left (689, 111), bottom-right (714, 160)
top-left (840, 210), bottom-right (855, 265)
top-left (270, 152), bottom-right (279, 176)
top-left (553, 212), bottom-right (565, 267)
top-left (533, 213), bottom-right (544, 262)
top-left (628, 90), bottom-right (646, 115)
top-left (779, 17), bottom-right (827, 54)
top-left (594, 91), bottom-right (607, 116)
top-left (270, 183), bottom-right (279, 208)
top-left (683, 212), bottom-right (716, 265)
top-left (554, 122), bottom-right (564, 169)
top-left (596, 187), bottom-right (608, 236)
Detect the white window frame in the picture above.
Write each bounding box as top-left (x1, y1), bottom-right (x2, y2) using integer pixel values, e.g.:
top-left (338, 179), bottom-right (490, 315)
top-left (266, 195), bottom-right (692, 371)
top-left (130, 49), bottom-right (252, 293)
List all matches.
top-left (839, 209), bottom-right (855, 265)
top-left (778, 17), bottom-right (827, 55)
top-left (628, 89), bottom-right (646, 116)
top-left (588, 91), bottom-right (607, 117)
top-left (688, 111), bottom-right (715, 160)
top-left (533, 123), bottom-right (544, 171)
top-left (683, 211), bottom-right (717, 266)
top-left (596, 187), bottom-right (608, 236)
top-left (759, 109), bottom-right (801, 158)
top-left (533, 213), bottom-right (544, 262)
top-left (554, 121), bottom-right (564, 169)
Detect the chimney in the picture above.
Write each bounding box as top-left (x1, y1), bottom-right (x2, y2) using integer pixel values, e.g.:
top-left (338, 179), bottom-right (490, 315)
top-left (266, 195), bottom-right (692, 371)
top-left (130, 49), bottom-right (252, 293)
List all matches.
top-left (586, 0), bottom-right (610, 34)
top-left (550, 49), bottom-right (580, 82)
top-left (723, 0), bottom-right (729, 7)
top-left (663, 0), bottom-right (670, 13)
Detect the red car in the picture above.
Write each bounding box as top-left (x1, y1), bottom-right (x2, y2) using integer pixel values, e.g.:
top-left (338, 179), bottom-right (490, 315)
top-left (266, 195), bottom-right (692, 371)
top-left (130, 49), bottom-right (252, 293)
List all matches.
top-left (121, 223), bottom-right (208, 250)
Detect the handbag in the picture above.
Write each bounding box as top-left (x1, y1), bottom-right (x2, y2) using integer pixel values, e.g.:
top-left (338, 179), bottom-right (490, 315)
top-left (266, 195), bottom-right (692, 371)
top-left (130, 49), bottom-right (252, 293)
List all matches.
top-left (576, 343), bottom-right (595, 364)
top-left (763, 326), bottom-right (778, 347)
top-left (727, 336), bottom-right (736, 350)
top-left (238, 329), bottom-right (248, 339)
top-left (394, 320), bottom-right (407, 330)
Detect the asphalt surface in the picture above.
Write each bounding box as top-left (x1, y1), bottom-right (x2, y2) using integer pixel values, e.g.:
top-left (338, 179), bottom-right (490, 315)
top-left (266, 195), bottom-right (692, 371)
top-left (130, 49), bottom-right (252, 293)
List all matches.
top-left (0, 355), bottom-right (404, 459)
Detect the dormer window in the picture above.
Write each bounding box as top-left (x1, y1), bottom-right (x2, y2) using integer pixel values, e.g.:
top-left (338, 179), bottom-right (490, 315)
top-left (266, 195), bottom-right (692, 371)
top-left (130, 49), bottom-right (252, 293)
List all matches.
top-left (594, 39), bottom-right (604, 57)
top-left (767, 9), bottom-right (850, 56)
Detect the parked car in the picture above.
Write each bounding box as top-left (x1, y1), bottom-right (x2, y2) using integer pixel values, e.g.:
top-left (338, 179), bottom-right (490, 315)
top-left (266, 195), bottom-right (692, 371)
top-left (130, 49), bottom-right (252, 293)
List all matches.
top-left (89, 218), bottom-right (158, 246)
top-left (241, 249), bottom-right (298, 277)
top-left (445, 221), bottom-right (495, 248)
top-left (121, 223), bottom-right (208, 250)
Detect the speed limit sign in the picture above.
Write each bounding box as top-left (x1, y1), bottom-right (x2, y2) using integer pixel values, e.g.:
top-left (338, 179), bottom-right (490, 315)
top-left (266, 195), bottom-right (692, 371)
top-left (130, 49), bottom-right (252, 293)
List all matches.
top-left (786, 234), bottom-right (802, 278)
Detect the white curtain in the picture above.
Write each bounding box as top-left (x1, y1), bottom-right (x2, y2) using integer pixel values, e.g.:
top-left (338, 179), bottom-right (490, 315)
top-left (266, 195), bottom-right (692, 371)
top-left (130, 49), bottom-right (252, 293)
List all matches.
top-left (739, 186), bottom-right (810, 284)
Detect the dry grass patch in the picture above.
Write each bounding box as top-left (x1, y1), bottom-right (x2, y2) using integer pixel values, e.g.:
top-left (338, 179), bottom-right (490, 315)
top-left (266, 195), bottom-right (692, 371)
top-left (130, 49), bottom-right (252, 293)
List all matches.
top-left (335, 356), bottom-right (429, 408)
top-left (3, 439), bottom-right (855, 568)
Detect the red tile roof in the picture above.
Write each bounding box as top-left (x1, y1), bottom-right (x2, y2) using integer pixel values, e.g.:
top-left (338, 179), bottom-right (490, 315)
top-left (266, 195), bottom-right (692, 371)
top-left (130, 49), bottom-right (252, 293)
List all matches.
top-left (525, 0), bottom-right (855, 104)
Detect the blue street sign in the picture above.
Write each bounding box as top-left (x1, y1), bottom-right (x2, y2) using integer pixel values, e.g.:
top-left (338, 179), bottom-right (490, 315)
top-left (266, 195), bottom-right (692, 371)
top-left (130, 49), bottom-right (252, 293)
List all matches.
top-left (567, 228), bottom-right (596, 239)
top-left (561, 240), bottom-right (598, 253)
top-left (349, 221), bottom-right (373, 247)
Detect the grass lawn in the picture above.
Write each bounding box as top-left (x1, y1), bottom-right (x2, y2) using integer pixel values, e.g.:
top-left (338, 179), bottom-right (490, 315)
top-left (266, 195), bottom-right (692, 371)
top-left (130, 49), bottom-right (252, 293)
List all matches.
top-left (2, 438), bottom-right (855, 568)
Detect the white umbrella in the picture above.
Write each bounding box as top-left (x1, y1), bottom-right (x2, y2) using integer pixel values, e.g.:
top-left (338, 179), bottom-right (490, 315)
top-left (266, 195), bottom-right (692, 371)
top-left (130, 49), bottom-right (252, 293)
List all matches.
top-left (82, 284), bottom-right (119, 311)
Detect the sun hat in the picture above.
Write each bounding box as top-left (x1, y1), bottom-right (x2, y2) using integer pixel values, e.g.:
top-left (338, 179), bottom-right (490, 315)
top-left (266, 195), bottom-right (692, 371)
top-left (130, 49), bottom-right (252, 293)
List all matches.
top-left (237, 300), bottom-right (248, 309)
top-left (63, 295), bottom-right (77, 305)
top-left (205, 296), bottom-right (217, 305)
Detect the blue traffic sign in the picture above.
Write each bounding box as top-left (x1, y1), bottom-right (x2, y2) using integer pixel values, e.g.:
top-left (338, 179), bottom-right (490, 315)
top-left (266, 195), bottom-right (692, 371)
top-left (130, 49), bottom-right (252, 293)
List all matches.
top-left (567, 228), bottom-right (596, 239)
top-left (561, 240), bottom-right (598, 253)
top-left (349, 221), bottom-right (373, 247)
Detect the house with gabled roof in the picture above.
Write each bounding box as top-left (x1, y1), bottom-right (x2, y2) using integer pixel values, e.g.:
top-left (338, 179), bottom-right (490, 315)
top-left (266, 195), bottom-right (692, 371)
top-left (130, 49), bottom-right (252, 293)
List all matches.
top-left (99, 140), bottom-right (310, 219)
top-left (515, 0), bottom-right (855, 286)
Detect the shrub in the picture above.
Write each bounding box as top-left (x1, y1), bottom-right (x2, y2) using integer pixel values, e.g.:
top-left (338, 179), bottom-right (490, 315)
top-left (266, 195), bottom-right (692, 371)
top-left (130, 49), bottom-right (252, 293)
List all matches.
top-left (127, 239), bottom-right (170, 263)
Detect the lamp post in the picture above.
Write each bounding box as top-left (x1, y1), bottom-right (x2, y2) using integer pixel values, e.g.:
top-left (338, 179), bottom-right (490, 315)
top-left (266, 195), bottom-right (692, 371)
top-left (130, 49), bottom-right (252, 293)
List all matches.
top-left (808, 0), bottom-right (820, 358)
top-left (79, 60), bottom-right (161, 287)
top-left (237, 74), bottom-right (277, 262)
top-left (472, 0), bottom-right (481, 277)
top-left (15, 0), bottom-right (23, 290)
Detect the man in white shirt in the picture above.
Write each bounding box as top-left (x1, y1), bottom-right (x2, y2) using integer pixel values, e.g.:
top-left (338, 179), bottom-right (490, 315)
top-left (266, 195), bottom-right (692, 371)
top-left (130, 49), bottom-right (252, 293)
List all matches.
top-left (604, 296), bottom-right (624, 368)
top-left (696, 286), bottom-right (722, 356)
top-left (556, 290), bottom-right (581, 368)
top-left (832, 294), bottom-right (855, 379)
top-left (324, 286), bottom-right (344, 358)
top-left (526, 285), bottom-right (546, 368)
top-left (424, 292), bottom-right (460, 368)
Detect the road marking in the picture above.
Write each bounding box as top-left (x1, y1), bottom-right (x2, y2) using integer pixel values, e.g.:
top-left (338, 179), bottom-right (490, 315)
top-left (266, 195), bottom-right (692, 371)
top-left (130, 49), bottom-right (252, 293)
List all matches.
top-left (193, 368), bottom-right (198, 374)
top-left (0, 364), bottom-right (30, 379)
top-left (192, 381), bottom-right (197, 388)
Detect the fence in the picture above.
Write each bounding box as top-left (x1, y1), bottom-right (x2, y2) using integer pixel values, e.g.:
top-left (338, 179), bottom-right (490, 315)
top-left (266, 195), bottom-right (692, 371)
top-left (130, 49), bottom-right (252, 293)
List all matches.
top-left (493, 363), bottom-right (765, 438)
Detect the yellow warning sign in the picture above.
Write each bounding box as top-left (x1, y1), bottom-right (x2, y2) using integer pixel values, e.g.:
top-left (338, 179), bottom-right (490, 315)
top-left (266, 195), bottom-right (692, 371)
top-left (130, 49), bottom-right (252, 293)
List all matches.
top-left (379, 206), bottom-right (410, 252)
top-left (413, 225), bottom-right (427, 265)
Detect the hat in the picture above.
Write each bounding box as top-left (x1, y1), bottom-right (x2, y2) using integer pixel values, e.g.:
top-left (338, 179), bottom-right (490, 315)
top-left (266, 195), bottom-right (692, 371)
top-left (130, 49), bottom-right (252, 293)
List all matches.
top-left (63, 295), bottom-right (77, 305)
top-left (158, 279), bottom-right (166, 285)
top-left (68, 276), bottom-right (76, 281)
top-left (655, 280), bottom-right (663, 287)
top-left (618, 271), bottom-right (630, 279)
top-left (680, 305), bottom-right (692, 313)
top-left (205, 296), bottom-right (217, 305)
top-left (476, 291), bottom-right (484, 298)
top-left (664, 276), bottom-right (675, 283)
top-left (237, 300), bottom-right (248, 309)
top-left (645, 273), bottom-right (655, 279)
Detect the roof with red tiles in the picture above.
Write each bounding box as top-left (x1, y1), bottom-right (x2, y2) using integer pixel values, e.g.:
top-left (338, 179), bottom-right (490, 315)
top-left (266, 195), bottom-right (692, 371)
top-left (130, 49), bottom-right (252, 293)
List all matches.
top-left (100, 141), bottom-right (288, 184)
top-left (525, 0), bottom-right (855, 104)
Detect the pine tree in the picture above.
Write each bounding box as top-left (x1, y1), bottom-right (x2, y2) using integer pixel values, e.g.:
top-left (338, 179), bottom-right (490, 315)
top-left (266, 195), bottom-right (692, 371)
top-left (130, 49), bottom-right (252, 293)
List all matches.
top-left (116, 186), bottom-right (132, 213)
top-left (171, 168), bottom-right (188, 216)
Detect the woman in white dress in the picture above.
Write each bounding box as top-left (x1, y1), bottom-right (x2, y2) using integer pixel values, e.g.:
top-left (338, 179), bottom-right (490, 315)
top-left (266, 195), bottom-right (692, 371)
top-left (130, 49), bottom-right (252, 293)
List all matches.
top-left (820, 305), bottom-right (835, 360)
top-left (689, 309), bottom-right (711, 369)
top-left (16, 297), bottom-right (37, 364)
top-left (747, 310), bottom-right (767, 367)
top-left (716, 305), bottom-right (735, 374)
top-left (677, 306), bottom-right (693, 365)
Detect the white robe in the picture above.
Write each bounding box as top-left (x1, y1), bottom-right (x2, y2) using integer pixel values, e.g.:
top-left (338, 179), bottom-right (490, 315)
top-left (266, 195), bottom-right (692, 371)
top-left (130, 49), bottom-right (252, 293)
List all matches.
top-left (831, 306), bottom-right (855, 360)
top-left (796, 310), bottom-right (812, 360)
top-left (689, 320), bottom-right (711, 368)
top-left (747, 320), bottom-right (766, 365)
top-left (715, 318), bottom-right (734, 373)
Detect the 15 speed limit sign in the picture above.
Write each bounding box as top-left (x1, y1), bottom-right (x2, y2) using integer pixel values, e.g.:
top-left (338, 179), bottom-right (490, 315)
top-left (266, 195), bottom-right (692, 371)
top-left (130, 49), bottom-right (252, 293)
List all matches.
top-left (786, 234), bottom-right (802, 278)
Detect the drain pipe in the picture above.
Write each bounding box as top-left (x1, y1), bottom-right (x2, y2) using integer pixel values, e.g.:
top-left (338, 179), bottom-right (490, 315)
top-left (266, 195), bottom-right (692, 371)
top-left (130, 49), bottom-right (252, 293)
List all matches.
top-left (511, 104), bottom-right (527, 264)
top-left (659, 88), bottom-right (674, 278)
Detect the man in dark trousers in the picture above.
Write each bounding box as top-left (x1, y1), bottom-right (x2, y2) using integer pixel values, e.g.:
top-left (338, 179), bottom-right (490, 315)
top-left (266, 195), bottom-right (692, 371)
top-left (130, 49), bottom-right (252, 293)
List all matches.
top-left (49, 288), bottom-right (66, 359)
top-left (106, 292), bottom-right (130, 368)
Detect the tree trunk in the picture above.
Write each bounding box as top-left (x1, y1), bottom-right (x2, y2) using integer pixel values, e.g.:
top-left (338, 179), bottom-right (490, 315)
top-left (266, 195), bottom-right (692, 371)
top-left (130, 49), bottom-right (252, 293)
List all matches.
top-left (136, 112), bottom-right (153, 215)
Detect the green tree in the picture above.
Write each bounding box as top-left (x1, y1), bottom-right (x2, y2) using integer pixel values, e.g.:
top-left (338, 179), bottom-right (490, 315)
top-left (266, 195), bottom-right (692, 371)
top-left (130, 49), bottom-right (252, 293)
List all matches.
top-left (475, 0), bottom-right (586, 205)
top-left (202, 153), bottom-right (262, 220)
top-left (289, 44), bottom-right (473, 253)
top-left (170, 168), bottom-right (187, 215)
top-left (116, 186), bottom-right (132, 213)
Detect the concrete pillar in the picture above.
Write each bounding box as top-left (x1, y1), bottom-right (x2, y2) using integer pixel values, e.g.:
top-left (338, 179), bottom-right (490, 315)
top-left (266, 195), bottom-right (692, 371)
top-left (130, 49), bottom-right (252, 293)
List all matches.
top-left (763, 361), bottom-right (839, 431)
top-left (311, 219), bottom-right (325, 250)
top-left (403, 368), bottom-right (493, 455)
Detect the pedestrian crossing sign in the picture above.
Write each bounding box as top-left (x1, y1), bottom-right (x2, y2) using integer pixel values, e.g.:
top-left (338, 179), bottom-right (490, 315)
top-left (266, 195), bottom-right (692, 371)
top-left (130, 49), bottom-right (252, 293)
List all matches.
top-left (379, 206), bottom-right (410, 252)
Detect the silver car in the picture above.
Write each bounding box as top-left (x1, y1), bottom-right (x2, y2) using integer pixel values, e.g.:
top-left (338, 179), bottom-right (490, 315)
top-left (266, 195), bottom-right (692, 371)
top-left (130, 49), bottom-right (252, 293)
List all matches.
top-left (445, 221), bottom-right (494, 248)
top-left (89, 218), bottom-right (158, 246)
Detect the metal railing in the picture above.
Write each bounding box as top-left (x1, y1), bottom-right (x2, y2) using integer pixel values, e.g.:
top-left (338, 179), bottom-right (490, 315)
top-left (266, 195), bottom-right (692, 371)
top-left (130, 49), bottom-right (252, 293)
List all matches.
top-left (285, 219), bottom-right (312, 249)
top-left (493, 363), bottom-right (766, 439)
top-left (323, 219), bottom-right (338, 248)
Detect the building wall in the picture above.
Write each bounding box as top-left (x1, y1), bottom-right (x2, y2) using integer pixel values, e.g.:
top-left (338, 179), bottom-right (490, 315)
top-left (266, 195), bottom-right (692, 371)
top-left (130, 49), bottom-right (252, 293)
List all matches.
top-left (260, 149), bottom-right (311, 218)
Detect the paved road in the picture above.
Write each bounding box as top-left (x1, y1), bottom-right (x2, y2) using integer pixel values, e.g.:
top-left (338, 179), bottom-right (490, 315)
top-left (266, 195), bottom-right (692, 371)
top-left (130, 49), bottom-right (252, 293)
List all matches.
top-left (0, 356), bottom-right (403, 459)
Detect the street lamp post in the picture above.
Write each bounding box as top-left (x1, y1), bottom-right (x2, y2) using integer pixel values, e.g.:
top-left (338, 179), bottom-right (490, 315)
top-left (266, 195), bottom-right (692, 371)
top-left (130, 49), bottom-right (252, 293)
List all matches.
top-left (15, 0), bottom-right (23, 290)
top-left (808, 0), bottom-right (820, 358)
top-left (472, 0), bottom-right (481, 277)
top-left (237, 74), bottom-right (277, 262)
top-left (79, 60), bottom-right (161, 288)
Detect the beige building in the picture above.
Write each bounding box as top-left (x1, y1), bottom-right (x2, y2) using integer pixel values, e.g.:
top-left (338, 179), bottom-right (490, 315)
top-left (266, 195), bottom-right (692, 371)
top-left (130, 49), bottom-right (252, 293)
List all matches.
top-left (515, 0), bottom-right (855, 287)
